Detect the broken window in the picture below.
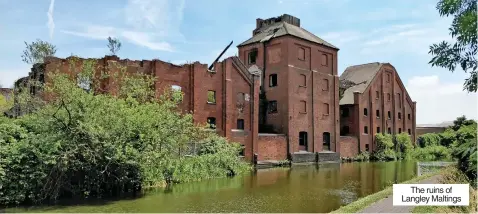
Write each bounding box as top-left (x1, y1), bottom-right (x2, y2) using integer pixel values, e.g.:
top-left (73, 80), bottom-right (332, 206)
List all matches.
top-left (298, 47), bottom-right (305, 61)
top-left (341, 108), bottom-right (349, 117)
top-left (207, 90), bottom-right (216, 104)
top-left (300, 74), bottom-right (306, 87)
top-left (268, 100), bottom-right (278, 113)
top-left (388, 127), bottom-right (391, 134)
top-left (364, 108), bottom-right (368, 116)
top-left (77, 74), bottom-right (92, 92)
top-left (365, 144), bottom-right (370, 152)
top-left (399, 128), bottom-right (402, 133)
top-left (398, 112), bottom-right (402, 120)
top-left (248, 49), bottom-right (258, 64)
top-left (408, 129), bottom-right (411, 135)
top-left (239, 145), bottom-right (245, 156)
top-left (237, 119), bottom-right (244, 130)
top-left (300, 100), bottom-right (306, 113)
top-left (341, 126), bottom-right (350, 135)
top-left (387, 93), bottom-right (391, 101)
top-left (269, 74), bottom-right (278, 87)
top-left (207, 117), bottom-right (216, 129)
top-left (364, 126), bottom-right (368, 134)
top-left (171, 85), bottom-right (182, 92)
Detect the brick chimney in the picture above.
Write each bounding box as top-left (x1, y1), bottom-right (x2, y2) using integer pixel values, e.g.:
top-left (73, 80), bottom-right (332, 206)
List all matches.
top-left (253, 14), bottom-right (300, 35)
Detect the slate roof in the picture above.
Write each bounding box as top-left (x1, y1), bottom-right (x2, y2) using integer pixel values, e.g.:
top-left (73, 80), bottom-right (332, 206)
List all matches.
top-left (237, 22), bottom-right (338, 49)
top-left (339, 62), bottom-right (383, 105)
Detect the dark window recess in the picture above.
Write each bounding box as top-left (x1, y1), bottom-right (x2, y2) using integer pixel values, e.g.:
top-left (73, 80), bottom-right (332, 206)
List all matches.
top-left (377, 127), bottom-right (380, 133)
top-left (207, 117), bottom-right (216, 129)
top-left (387, 93), bottom-right (391, 101)
top-left (299, 132), bottom-right (307, 146)
top-left (237, 119), bottom-right (244, 130)
top-left (341, 126), bottom-right (350, 135)
top-left (364, 126), bottom-right (368, 134)
top-left (376, 91), bottom-right (379, 99)
top-left (376, 109), bottom-right (380, 118)
top-left (408, 114), bottom-right (411, 120)
top-left (399, 128), bottom-right (402, 133)
top-left (269, 74), bottom-right (278, 87)
top-left (207, 90), bottom-right (216, 104)
top-left (341, 108), bottom-right (350, 117)
top-left (408, 129), bottom-right (411, 135)
top-left (364, 108), bottom-right (368, 116)
top-left (248, 49), bottom-right (258, 64)
top-left (268, 101), bottom-right (278, 113)
top-left (365, 144), bottom-right (370, 152)
top-left (388, 111), bottom-right (391, 119)
top-left (388, 127), bottom-right (391, 134)
top-left (398, 112), bottom-right (402, 120)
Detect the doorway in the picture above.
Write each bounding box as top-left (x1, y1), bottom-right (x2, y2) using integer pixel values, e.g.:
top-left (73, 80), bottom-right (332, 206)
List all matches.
top-left (323, 132), bottom-right (331, 151)
top-left (299, 132), bottom-right (308, 151)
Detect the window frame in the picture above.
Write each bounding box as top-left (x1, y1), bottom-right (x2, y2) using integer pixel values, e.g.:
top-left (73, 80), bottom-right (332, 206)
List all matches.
top-left (237, 119), bottom-right (245, 130)
top-left (269, 74), bottom-right (278, 87)
top-left (207, 90), bottom-right (216, 104)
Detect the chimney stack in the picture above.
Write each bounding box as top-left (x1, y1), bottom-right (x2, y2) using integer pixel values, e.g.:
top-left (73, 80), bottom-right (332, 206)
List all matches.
top-left (253, 14), bottom-right (300, 35)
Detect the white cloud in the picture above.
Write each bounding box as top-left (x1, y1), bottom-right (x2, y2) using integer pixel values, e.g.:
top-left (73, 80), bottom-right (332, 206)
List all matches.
top-left (47, 0), bottom-right (55, 39)
top-left (122, 31), bottom-right (173, 51)
top-left (407, 75), bottom-right (477, 124)
top-left (61, 25), bottom-right (117, 40)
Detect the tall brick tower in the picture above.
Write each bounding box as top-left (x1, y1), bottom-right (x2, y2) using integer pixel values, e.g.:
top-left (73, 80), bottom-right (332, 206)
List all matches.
top-left (237, 14), bottom-right (341, 161)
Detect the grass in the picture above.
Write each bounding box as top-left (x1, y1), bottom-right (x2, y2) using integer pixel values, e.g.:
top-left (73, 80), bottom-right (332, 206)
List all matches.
top-left (330, 171), bottom-right (440, 213)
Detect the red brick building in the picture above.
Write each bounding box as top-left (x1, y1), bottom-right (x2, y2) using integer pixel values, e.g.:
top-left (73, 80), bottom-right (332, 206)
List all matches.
top-left (237, 14), bottom-right (341, 162)
top-left (339, 62), bottom-right (417, 157)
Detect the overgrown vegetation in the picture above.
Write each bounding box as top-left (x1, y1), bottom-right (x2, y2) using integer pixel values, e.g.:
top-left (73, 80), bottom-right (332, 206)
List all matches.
top-left (0, 58), bottom-right (249, 205)
top-left (372, 133), bottom-right (396, 161)
top-left (21, 39), bottom-right (57, 64)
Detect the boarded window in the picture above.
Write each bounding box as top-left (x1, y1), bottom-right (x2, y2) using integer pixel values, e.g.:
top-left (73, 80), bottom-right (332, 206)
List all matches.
top-left (207, 90), bottom-right (216, 104)
top-left (248, 49), bottom-right (258, 64)
top-left (237, 119), bottom-right (244, 130)
top-left (300, 100), bottom-right (306, 113)
top-left (269, 74), bottom-right (278, 87)
top-left (364, 108), bottom-right (368, 116)
top-left (207, 117), bottom-right (216, 129)
top-left (323, 79), bottom-right (329, 91)
top-left (364, 126), bottom-right (368, 134)
top-left (268, 101), bottom-right (278, 113)
top-left (298, 47), bottom-right (305, 60)
top-left (387, 93), bottom-right (391, 101)
top-left (300, 74), bottom-right (306, 87)
top-left (323, 103), bottom-right (329, 115)
top-left (321, 54), bottom-right (328, 66)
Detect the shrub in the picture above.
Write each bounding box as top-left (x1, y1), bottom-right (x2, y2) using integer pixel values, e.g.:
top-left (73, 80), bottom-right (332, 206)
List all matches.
top-left (354, 151), bottom-right (370, 162)
top-left (395, 133), bottom-right (414, 159)
top-left (439, 128), bottom-right (456, 147)
top-left (452, 124), bottom-right (477, 184)
top-left (410, 145), bottom-right (452, 161)
top-left (373, 133), bottom-right (396, 161)
top-left (417, 133), bottom-right (441, 148)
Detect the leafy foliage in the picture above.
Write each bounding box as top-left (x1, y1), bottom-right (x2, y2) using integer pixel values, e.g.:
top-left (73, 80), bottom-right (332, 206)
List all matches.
top-left (451, 122), bottom-right (477, 183)
top-left (410, 146), bottom-right (452, 161)
top-left (395, 133), bottom-right (414, 159)
top-left (451, 115), bottom-right (476, 131)
top-left (0, 59), bottom-right (249, 205)
top-left (417, 133), bottom-right (442, 148)
top-left (429, 0), bottom-right (477, 92)
top-left (373, 133), bottom-right (396, 161)
top-left (107, 37), bottom-right (122, 55)
top-left (0, 92), bottom-right (14, 113)
top-left (21, 39), bottom-right (57, 64)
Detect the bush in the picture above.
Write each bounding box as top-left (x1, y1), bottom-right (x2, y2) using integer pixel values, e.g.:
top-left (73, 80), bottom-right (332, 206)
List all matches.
top-left (410, 145), bottom-right (452, 161)
top-left (438, 128), bottom-right (456, 147)
top-left (417, 133), bottom-right (441, 148)
top-left (395, 133), bottom-right (414, 159)
top-left (373, 133), bottom-right (396, 161)
top-left (353, 151), bottom-right (370, 162)
top-left (452, 124), bottom-right (477, 184)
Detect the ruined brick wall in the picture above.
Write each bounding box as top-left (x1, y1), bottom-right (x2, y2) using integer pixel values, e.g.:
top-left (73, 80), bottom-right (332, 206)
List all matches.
top-left (339, 136), bottom-right (359, 158)
top-left (257, 134), bottom-right (287, 161)
top-left (38, 55), bottom-right (260, 162)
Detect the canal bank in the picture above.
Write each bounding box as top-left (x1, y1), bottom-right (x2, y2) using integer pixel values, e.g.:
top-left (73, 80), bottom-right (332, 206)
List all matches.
top-left (4, 161), bottom-right (420, 213)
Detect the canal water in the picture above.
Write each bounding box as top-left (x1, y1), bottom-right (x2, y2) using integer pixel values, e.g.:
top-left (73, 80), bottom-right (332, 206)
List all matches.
top-left (8, 161), bottom-right (417, 213)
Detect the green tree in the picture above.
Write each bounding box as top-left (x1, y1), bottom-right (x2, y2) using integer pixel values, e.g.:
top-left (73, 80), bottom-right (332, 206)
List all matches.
top-left (21, 39), bottom-right (57, 64)
top-left (107, 37), bottom-right (122, 55)
top-left (451, 115), bottom-right (477, 131)
top-left (429, 0), bottom-right (477, 92)
top-left (0, 93), bottom-right (13, 113)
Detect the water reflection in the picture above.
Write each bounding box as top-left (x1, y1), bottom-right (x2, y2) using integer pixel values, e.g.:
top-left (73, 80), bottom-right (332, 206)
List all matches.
top-left (9, 161), bottom-right (417, 213)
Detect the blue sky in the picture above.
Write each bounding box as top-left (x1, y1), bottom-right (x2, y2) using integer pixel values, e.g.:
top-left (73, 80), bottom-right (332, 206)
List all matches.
top-left (0, 0), bottom-right (476, 124)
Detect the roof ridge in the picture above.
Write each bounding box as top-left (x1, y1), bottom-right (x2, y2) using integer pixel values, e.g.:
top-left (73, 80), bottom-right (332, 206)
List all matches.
top-left (345, 62), bottom-right (381, 70)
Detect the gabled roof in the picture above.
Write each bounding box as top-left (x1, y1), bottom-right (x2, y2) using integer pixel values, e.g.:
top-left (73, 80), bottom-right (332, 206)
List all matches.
top-left (339, 62), bottom-right (383, 105)
top-left (237, 22), bottom-right (338, 49)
